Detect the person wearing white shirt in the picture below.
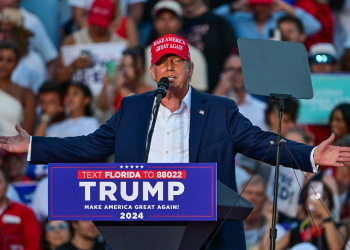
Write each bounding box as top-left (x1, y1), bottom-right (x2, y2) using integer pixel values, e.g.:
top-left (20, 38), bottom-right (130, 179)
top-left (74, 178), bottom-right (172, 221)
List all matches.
top-left (45, 83), bottom-right (99, 138)
top-left (31, 83), bottom-right (98, 222)
top-left (213, 54), bottom-right (268, 131)
top-left (46, 117), bottom-right (99, 138)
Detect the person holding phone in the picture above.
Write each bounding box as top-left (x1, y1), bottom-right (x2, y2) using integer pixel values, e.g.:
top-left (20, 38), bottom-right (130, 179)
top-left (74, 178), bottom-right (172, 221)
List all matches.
top-left (260, 181), bottom-right (349, 250)
top-left (53, 0), bottom-right (126, 83)
top-left (98, 46), bottom-right (154, 111)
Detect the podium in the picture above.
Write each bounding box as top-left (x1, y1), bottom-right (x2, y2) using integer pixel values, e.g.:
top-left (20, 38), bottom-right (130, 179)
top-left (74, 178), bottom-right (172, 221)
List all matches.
top-left (49, 163), bottom-right (253, 249)
top-left (94, 181), bottom-right (253, 250)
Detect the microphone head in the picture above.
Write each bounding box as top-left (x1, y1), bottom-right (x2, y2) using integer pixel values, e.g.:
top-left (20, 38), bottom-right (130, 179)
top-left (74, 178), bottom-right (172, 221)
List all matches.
top-left (159, 77), bottom-right (169, 89)
top-left (155, 77), bottom-right (169, 99)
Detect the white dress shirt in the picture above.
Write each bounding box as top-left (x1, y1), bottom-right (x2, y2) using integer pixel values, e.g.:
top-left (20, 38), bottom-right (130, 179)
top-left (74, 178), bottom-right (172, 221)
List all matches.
top-left (147, 87), bottom-right (192, 163)
top-left (27, 86), bottom-right (318, 171)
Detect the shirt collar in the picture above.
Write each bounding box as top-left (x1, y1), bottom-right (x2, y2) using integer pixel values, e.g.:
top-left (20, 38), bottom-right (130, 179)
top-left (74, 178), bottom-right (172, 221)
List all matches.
top-left (156, 85), bottom-right (192, 114)
top-left (182, 86), bottom-right (192, 112)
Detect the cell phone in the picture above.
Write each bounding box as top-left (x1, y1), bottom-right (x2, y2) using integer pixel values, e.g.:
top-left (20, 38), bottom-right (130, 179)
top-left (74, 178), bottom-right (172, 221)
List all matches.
top-left (269, 28), bottom-right (282, 41)
top-left (106, 60), bottom-right (116, 79)
top-left (308, 181), bottom-right (323, 201)
top-left (80, 50), bottom-right (92, 58)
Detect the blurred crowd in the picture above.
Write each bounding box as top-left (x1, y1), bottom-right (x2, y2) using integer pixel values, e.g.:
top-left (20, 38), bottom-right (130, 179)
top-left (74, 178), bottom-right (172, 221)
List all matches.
top-left (0, 0), bottom-right (350, 249)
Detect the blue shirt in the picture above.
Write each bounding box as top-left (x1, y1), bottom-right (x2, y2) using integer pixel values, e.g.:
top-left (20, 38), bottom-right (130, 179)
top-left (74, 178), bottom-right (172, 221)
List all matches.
top-left (214, 4), bottom-right (321, 40)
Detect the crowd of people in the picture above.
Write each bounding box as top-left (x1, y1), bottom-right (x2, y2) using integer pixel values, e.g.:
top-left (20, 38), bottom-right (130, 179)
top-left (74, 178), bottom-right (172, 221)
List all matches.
top-left (0, 0), bottom-right (350, 249)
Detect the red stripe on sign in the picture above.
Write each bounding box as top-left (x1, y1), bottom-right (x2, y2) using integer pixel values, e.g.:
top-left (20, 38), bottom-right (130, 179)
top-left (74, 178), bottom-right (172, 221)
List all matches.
top-left (77, 171), bottom-right (186, 179)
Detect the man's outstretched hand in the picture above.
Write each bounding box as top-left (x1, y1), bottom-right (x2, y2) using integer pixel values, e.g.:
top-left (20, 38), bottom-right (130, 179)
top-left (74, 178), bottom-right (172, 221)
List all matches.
top-left (0, 124), bottom-right (30, 153)
top-left (314, 133), bottom-right (350, 167)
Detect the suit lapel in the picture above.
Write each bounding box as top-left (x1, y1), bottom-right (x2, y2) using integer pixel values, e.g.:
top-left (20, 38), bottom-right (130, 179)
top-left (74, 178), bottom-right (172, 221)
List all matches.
top-left (137, 91), bottom-right (155, 162)
top-left (189, 88), bottom-right (209, 163)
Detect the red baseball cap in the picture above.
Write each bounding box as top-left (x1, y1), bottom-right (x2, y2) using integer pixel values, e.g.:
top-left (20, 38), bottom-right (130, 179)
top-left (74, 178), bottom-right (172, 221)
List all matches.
top-left (150, 34), bottom-right (191, 64)
top-left (248, 0), bottom-right (273, 4)
top-left (87, 0), bottom-right (115, 28)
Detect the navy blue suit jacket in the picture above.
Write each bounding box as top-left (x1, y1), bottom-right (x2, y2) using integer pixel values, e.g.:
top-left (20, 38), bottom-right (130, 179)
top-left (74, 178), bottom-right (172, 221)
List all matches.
top-left (31, 88), bottom-right (313, 250)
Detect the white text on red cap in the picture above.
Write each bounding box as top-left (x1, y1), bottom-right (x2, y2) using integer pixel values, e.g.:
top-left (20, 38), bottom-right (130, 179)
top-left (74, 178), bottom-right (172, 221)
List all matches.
top-left (153, 36), bottom-right (186, 47)
top-left (155, 43), bottom-right (184, 52)
top-left (92, 6), bottom-right (111, 15)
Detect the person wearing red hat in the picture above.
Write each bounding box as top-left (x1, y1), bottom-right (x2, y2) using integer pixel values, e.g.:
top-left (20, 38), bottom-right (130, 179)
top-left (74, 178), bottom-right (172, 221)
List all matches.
top-left (69, 0), bottom-right (145, 28)
top-left (144, 0), bottom-right (208, 92)
top-left (53, 0), bottom-right (126, 83)
top-left (2, 34), bottom-right (350, 250)
top-left (150, 34), bottom-right (191, 66)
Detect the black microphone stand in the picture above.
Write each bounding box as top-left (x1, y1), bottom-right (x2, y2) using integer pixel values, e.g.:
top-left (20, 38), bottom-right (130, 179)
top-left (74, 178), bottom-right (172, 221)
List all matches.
top-left (269, 93), bottom-right (291, 250)
top-left (144, 79), bottom-right (169, 163)
top-left (144, 95), bottom-right (162, 163)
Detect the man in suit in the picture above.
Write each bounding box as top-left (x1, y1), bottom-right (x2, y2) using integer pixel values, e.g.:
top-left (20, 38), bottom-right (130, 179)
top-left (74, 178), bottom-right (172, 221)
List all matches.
top-left (1, 34), bottom-right (350, 250)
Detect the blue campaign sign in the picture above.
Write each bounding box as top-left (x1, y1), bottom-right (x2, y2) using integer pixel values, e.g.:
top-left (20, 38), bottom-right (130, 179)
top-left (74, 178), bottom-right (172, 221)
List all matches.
top-left (48, 163), bottom-right (217, 221)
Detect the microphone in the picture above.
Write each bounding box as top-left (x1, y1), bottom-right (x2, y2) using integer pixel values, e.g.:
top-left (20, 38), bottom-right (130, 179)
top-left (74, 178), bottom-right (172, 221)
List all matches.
top-left (155, 77), bottom-right (169, 100)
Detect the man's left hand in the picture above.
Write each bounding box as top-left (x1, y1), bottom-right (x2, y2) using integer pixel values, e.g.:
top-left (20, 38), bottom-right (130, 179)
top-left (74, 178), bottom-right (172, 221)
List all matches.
top-left (314, 133), bottom-right (350, 167)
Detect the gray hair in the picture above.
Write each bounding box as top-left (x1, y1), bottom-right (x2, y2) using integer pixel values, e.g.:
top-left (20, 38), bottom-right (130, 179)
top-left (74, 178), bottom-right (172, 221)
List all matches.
top-left (285, 127), bottom-right (314, 145)
top-left (186, 60), bottom-right (194, 68)
top-left (187, 60), bottom-right (194, 82)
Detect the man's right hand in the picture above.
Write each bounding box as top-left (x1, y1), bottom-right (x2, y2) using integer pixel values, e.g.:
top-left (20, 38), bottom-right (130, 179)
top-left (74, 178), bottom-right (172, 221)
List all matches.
top-left (0, 124), bottom-right (30, 153)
